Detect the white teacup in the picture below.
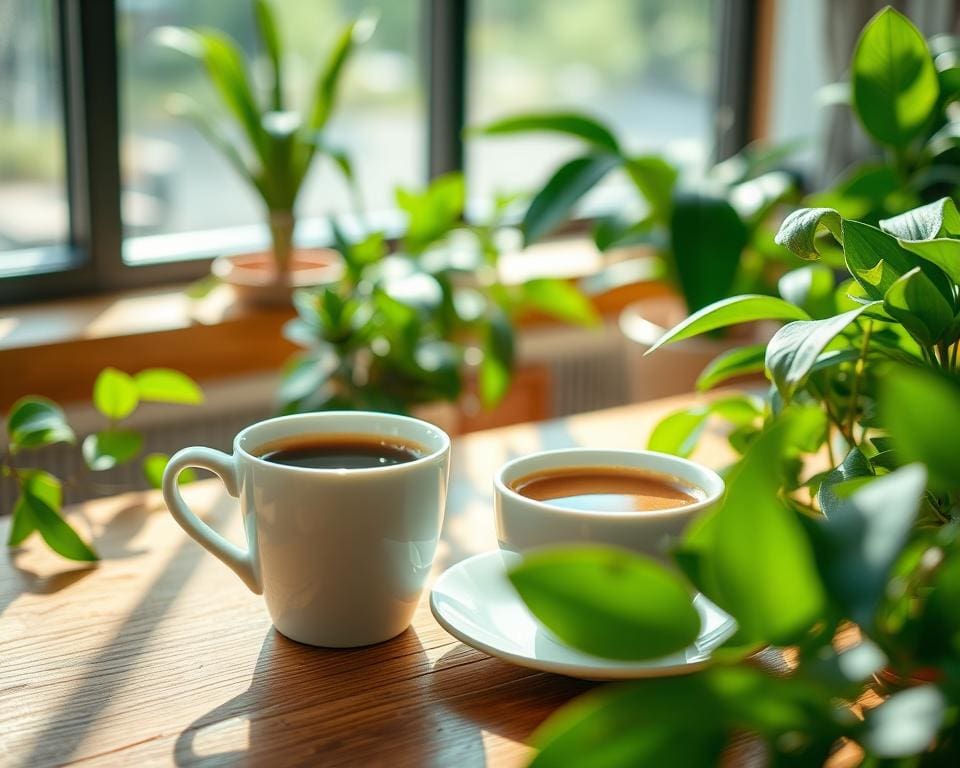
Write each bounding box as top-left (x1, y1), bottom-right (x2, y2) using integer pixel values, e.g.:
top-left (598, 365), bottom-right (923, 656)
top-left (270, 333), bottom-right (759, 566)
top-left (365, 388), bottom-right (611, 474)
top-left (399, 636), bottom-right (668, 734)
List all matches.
top-left (162, 411), bottom-right (450, 648)
top-left (494, 448), bottom-right (724, 560)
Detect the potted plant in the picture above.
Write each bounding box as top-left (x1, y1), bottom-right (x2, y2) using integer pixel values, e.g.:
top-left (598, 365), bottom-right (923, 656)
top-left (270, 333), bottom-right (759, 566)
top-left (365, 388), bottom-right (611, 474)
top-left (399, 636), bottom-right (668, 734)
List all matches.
top-left (156, 0), bottom-right (371, 305)
top-left (478, 114), bottom-right (800, 400)
top-left (278, 172), bottom-right (601, 428)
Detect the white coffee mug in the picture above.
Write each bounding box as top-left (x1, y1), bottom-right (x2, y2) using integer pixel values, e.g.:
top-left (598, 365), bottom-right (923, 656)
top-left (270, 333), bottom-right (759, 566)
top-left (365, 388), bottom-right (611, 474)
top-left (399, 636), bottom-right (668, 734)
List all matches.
top-left (162, 411), bottom-right (450, 647)
top-left (494, 448), bottom-right (724, 560)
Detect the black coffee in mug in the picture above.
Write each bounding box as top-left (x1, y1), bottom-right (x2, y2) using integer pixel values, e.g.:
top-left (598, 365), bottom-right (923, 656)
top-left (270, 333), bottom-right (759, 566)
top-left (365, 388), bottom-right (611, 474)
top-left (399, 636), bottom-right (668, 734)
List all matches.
top-left (257, 433), bottom-right (425, 470)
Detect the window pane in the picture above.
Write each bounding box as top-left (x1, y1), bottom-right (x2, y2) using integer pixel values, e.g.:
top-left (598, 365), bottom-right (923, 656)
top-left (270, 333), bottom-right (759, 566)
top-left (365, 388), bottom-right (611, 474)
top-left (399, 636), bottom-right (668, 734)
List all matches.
top-left (468, 0), bottom-right (716, 204)
top-left (118, 0), bottom-right (424, 264)
top-left (0, 0), bottom-right (69, 275)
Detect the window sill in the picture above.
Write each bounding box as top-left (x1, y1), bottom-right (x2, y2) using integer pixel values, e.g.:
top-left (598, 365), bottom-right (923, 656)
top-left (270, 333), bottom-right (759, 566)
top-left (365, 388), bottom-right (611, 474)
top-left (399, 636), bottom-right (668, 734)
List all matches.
top-left (0, 238), bottom-right (668, 410)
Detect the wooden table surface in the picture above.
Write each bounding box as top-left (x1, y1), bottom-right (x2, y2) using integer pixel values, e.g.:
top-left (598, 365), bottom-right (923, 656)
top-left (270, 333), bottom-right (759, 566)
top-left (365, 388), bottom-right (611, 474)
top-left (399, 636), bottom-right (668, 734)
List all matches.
top-left (1, 395), bottom-right (733, 768)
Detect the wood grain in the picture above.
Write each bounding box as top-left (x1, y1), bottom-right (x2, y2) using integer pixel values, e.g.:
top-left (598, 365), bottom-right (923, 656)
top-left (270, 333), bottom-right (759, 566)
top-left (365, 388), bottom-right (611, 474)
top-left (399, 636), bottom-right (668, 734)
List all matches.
top-left (0, 397), bottom-right (734, 767)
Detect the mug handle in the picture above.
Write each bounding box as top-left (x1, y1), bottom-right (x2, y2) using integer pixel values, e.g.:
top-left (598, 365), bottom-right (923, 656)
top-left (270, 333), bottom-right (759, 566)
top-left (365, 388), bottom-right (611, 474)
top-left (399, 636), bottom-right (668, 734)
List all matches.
top-left (162, 446), bottom-right (261, 594)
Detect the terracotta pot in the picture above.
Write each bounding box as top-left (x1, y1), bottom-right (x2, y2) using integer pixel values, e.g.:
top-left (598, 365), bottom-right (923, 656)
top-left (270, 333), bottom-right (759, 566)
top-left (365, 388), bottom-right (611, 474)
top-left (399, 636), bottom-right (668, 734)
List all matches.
top-left (212, 248), bottom-right (343, 308)
top-left (619, 293), bottom-right (774, 402)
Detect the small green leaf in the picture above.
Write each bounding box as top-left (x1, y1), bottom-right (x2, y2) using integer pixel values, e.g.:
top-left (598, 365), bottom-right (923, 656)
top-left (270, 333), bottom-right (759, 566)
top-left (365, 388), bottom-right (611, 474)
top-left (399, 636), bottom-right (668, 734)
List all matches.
top-left (765, 303), bottom-right (879, 400)
top-left (8, 469), bottom-right (60, 546)
top-left (519, 278), bottom-right (599, 326)
top-left (862, 686), bottom-right (945, 757)
top-left (624, 155), bottom-right (678, 219)
top-left (774, 207), bottom-right (842, 260)
top-left (509, 547), bottom-right (701, 661)
top-left (93, 367), bottom-right (139, 421)
top-left (852, 7), bottom-right (940, 148)
top-left (648, 395), bottom-right (761, 458)
top-left (696, 345), bottom-right (767, 391)
top-left (134, 368), bottom-right (204, 404)
top-left (670, 192), bottom-right (748, 312)
top-left (82, 430), bottom-right (143, 471)
top-left (15, 471), bottom-right (97, 561)
top-left (883, 267), bottom-right (954, 347)
top-left (817, 447), bottom-right (874, 518)
top-left (522, 153), bottom-right (620, 245)
top-left (6, 396), bottom-right (75, 451)
top-left (477, 111), bottom-right (620, 153)
top-left (646, 295), bottom-right (810, 355)
top-left (142, 453), bottom-right (196, 489)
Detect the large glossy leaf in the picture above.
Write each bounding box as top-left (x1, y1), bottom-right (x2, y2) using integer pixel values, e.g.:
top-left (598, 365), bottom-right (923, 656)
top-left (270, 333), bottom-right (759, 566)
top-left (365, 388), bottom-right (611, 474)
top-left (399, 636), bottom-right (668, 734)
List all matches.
top-left (645, 295), bottom-right (810, 355)
top-left (896, 237), bottom-right (960, 285)
top-left (852, 7), bottom-right (939, 148)
top-left (670, 192), bottom-right (748, 312)
top-left (883, 267), bottom-right (954, 347)
top-left (93, 368), bottom-right (139, 421)
top-left (879, 197), bottom-right (960, 240)
top-left (6, 396), bottom-right (74, 451)
top-left (519, 278), bottom-right (599, 326)
top-left (522, 153), bottom-right (620, 245)
top-left (509, 547), bottom-right (701, 661)
top-left (696, 344), bottom-right (767, 391)
top-left (774, 207), bottom-right (842, 260)
top-left (813, 465), bottom-right (926, 628)
top-left (134, 369), bottom-right (204, 404)
top-left (765, 303), bottom-right (878, 400)
top-left (880, 366), bottom-right (960, 489)
top-left (530, 677), bottom-right (725, 768)
top-left (478, 112), bottom-right (620, 153)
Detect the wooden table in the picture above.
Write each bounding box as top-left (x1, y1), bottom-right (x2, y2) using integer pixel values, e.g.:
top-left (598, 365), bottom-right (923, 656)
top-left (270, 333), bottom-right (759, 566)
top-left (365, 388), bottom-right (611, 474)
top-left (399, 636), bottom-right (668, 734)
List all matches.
top-left (1, 396), bottom-right (733, 767)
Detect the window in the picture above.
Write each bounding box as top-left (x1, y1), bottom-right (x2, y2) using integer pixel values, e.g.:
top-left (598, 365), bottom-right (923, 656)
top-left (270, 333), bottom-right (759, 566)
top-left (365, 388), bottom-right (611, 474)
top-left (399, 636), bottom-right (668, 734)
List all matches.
top-left (0, 0), bottom-right (71, 278)
top-left (1, 0), bottom-right (750, 304)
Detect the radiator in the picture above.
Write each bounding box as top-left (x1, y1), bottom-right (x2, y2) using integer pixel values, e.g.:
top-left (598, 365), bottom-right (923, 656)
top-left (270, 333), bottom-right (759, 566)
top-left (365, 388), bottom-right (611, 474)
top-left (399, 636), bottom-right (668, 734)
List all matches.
top-left (1, 322), bottom-right (630, 510)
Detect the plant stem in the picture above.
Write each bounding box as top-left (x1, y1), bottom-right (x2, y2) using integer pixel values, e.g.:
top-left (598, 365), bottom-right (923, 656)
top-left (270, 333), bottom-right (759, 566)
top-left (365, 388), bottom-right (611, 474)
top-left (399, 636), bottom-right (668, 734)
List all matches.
top-left (269, 209), bottom-right (295, 278)
top-left (846, 321), bottom-right (872, 442)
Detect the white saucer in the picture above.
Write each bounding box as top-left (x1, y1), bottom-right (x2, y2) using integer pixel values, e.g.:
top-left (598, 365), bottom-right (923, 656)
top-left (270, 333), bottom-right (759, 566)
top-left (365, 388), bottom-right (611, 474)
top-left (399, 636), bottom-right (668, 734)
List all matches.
top-left (429, 550), bottom-right (737, 680)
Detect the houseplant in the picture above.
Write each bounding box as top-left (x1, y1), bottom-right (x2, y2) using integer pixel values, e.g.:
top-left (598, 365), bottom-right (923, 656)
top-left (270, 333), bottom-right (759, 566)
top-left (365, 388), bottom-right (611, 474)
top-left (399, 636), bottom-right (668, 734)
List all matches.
top-left (3, 367), bottom-right (203, 561)
top-left (478, 115), bottom-right (800, 399)
top-left (156, 0), bottom-right (371, 304)
top-left (278, 172), bottom-right (600, 421)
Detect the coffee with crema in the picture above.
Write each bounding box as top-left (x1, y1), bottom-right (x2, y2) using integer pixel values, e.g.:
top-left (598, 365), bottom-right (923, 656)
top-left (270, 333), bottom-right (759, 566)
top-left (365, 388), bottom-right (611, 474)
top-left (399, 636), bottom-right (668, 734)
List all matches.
top-left (510, 466), bottom-right (703, 513)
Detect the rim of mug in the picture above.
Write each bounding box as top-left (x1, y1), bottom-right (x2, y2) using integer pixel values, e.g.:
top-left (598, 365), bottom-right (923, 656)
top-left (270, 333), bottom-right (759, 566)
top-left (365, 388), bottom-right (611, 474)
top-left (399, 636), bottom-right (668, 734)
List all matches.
top-left (494, 448), bottom-right (725, 519)
top-left (234, 411), bottom-right (451, 475)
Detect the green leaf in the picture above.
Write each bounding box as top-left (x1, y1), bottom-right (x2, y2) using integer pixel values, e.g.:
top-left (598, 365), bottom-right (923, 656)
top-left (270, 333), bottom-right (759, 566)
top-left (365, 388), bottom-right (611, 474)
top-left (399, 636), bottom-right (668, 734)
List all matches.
top-left (883, 267), bottom-right (954, 347)
top-left (508, 547), bottom-right (701, 661)
top-left (807, 164), bottom-right (900, 221)
top-left (479, 311), bottom-right (514, 408)
top-left (8, 469), bottom-right (60, 546)
top-left (82, 430), bottom-right (143, 471)
top-left (765, 303), bottom-right (878, 400)
top-left (142, 453), bottom-right (196, 490)
top-left (777, 264), bottom-right (836, 319)
top-left (774, 207), bottom-right (842, 260)
top-left (253, 0), bottom-right (283, 111)
top-left (880, 366), bottom-right (960, 489)
top-left (396, 172), bottom-right (464, 253)
top-left (522, 153), bottom-right (620, 245)
top-left (691, 407), bottom-right (828, 644)
top-left (647, 395), bottom-right (761, 458)
top-left (624, 155), bottom-right (678, 219)
top-left (530, 677), bottom-right (725, 768)
top-left (133, 368), bottom-right (204, 404)
top-left (6, 396), bottom-right (74, 451)
top-left (852, 7), bottom-right (939, 148)
top-left (814, 465), bottom-right (926, 628)
top-left (861, 686), bottom-right (945, 757)
top-left (895, 237), bottom-right (960, 285)
top-left (817, 447), bottom-right (874, 518)
top-left (519, 278), bottom-right (599, 326)
top-left (842, 219), bottom-right (953, 303)
top-left (646, 295), bottom-right (810, 355)
top-left (696, 344), bottom-right (767, 391)
top-left (879, 197), bottom-right (960, 241)
top-left (92, 368), bottom-right (139, 421)
top-left (477, 111), bottom-right (620, 153)
top-left (307, 16), bottom-right (375, 131)
top-left (14, 471), bottom-right (97, 561)
top-left (670, 192), bottom-right (748, 312)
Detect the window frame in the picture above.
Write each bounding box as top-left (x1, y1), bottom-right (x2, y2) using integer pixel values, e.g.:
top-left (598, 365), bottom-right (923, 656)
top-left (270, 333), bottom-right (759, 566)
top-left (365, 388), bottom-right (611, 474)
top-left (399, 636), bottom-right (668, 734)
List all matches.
top-left (1, 0), bottom-right (758, 306)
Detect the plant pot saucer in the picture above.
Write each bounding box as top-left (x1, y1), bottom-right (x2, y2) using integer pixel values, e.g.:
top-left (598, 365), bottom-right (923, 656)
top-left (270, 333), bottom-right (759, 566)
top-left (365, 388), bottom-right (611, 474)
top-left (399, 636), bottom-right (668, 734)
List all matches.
top-left (212, 249), bottom-right (343, 308)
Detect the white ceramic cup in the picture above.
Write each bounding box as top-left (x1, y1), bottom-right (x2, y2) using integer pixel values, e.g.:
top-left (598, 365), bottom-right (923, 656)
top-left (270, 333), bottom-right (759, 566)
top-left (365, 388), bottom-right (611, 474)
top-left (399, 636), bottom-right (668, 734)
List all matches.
top-left (494, 448), bottom-right (724, 560)
top-left (161, 411), bottom-right (451, 648)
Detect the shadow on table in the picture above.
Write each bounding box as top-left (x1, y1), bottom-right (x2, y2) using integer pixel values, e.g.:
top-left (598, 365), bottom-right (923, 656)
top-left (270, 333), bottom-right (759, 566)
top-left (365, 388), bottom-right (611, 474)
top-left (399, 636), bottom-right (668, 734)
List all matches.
top-left (174, 627), bottom-right (485, 767)
top-left (430, 642), bottom-right (593, 753)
